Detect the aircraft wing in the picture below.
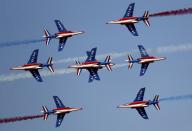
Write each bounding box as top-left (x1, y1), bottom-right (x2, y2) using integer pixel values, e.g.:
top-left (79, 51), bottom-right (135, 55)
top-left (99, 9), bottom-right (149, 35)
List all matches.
top-left (55, 20), bottom-right (67, 32)
top-left (134, 88), bottom-right (145, 102)
top-left (125, 24), bottom-right (138, 36)
top-left (58, 38), bottom-right (67, 51)
top-left (88, 68), bottom-right (100, 82)
top-left (56, 114), bottom-right (65, 127)
top-left (140, 63), bottom-right (149, 76)
top-left (136, 107), bottom-right (148, 119)
top-left (30, 69), bottom-right (43, 82)
top-left (138, 45), bottom-right (149, 57)
top-left (124, 3), bottom-right (135, 17)
top-left (53, 96), bottom-right (65, 108)
top-left (28, 49), bottom-right (39, 64)
top-left (85, 48), bottom-right (97, 62)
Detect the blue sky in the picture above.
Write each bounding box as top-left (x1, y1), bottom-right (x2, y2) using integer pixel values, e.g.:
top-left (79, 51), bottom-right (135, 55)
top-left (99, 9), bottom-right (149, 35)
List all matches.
top-left (0, 0), bottom-right (192, 131)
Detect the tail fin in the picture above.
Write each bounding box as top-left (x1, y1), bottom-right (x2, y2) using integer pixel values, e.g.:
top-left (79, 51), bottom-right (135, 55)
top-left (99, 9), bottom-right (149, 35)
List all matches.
top-left (41, 106), bottom-right (49, 120)
top-left (143, 11), bottom-right (150, 27)
top-left (105, 56), bottom-right (113, 71)
top-left (127, 54), bottom-right (133, 69)
top-left (44, 28), bottom-right (51, 45)
top-left (47, 57), bottom-right (54, 72)
top-left (75, 61), bottom-right (82, 76)
top-left (153, 95), bottom-right (160, 110)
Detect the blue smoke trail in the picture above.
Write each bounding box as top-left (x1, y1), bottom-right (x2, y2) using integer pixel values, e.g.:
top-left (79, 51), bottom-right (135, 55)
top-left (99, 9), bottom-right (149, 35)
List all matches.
top-left (160, 94), bottom-right (192, 102)
top-left (0, 38), bottom-right (45, 48)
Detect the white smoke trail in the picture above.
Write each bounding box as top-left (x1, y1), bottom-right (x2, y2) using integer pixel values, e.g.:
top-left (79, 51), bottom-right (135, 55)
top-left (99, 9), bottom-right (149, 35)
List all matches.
top-left (155, 43), bottom-right (192, 54)
top-left (160, 94), bottom-right (192, 102)
top-left (0, 69), bottom-right (75, 82)
top-left (1, 43), bottom-right (192, 82)
top-left (55, 43), bottom-right (192, 64)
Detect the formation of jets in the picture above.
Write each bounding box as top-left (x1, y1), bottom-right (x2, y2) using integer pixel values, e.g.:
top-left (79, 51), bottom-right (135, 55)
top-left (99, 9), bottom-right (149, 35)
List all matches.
top-left (10, 44), bottom-right (165, 82)
top-left (7, 1), bottom-right (188, 128)
top-left (41, 96), bottom-right (82, 127)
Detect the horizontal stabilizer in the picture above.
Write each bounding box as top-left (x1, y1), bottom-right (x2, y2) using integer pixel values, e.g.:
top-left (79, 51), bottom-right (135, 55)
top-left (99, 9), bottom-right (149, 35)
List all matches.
top-left (127, 54), bottom-right (133, 69)
top-left (44, 29), bottom-right (51, 45)
top-left (42, 106), bottom-right (49, 120)
top-left (105, 56), bottom-right (113, 71)
top-left (75, 61), bottom-right (82, 76)
top-left (47, 57), bottom-right (54, 72)
top-left (153, 95), bottom-right (160, 110)
top-left (143, 11), bottom-right (150, 26)
top-left (77, 68), bottom-right (82, 76)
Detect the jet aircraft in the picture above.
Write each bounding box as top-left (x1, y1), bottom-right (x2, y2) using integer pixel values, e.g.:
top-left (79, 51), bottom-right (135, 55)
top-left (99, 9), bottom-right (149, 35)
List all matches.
top-left (126, 45), bottom-right (166, 76)
top-left (68, 47), bottom-right (115, 82)
top-left (117, 88), bottom-right (160, 119)
top-left (106, 3), bottom-right (150, 36)
top-left (41, 96), bottom-right (82, 127)
top-left (10, 49), bottom-right (54, 82)
top-left (43, 19), bottom-right (84, 51)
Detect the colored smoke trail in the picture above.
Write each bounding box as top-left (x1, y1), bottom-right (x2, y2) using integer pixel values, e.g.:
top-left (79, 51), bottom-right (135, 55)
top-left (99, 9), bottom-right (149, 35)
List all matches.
top-left (0, 114), bottom-right (44, 124)
top-left (160, 94), bottom-right (192, 102)
top-left (0, 38), bottom-right (45, 48)
top-left (150, 8), bottom-right (192, 17)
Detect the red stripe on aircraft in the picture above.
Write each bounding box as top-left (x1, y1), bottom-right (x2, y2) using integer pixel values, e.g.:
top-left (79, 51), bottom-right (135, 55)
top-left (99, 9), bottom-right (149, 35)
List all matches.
top-left (82, 61), bottom-right (99, 64)
top-left (129, 101), bottom-right (148, 105)
top-left (57, 31), bottom-right (73, 35)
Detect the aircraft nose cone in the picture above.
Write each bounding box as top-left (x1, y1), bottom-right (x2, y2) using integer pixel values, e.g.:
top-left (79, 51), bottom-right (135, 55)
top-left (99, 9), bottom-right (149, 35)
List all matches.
top-left (80, 31), bottom-right (85, 34)
top-left (74, 108), bottom-right (83, 111)
top-left (117, 105), bottom-right (123, 108)
top-left (68, 65), bottom-right (73, 68)
top-left (111, 63), bottom-right (116, 66)
top-left (106, 21), bottom-right (112, 24)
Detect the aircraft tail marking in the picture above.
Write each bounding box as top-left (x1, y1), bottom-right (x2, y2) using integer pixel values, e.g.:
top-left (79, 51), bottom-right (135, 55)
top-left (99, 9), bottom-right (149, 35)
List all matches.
top-left (44, 28), bottom-right (51, 45)
top-left (105, 56), bottom-right (113, 71)
top-left (42, 106), bottom-right (49, 120)
top-left (143, 11), bottom-right (150, 27)
top-left (75, 61), bottom-right (82, 76)
top-left (153, 95), bottom-right (160, 110)
top-left (127, 54), bottom-right (134, 69)
top-left (47, 57), bottom-right (54, 72)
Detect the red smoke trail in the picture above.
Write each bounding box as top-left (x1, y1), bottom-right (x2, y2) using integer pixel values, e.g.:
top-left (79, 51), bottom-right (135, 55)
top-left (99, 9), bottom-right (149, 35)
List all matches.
top-left (150, 8), bottom-right (192, 17)
top-left (0, 114), bottom-right (44, 124)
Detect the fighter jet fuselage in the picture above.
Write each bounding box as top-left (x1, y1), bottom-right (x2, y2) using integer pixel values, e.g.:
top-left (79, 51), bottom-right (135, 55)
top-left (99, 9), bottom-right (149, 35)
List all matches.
top-left (137, 56), bottom-right (166, 64)
top-left (69, 61), bottom-right (115, 69)
top-left (11, 63), bottom-right (46, 70)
